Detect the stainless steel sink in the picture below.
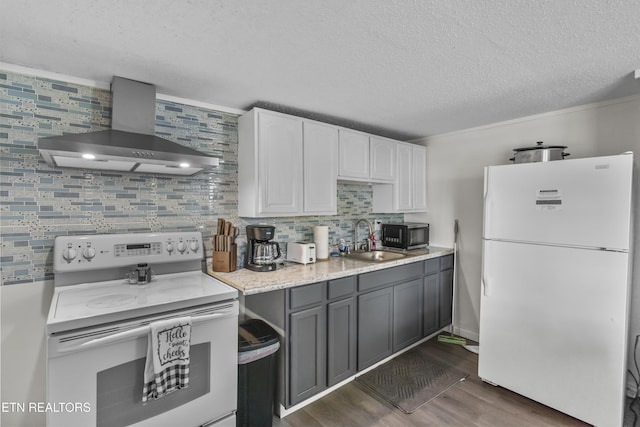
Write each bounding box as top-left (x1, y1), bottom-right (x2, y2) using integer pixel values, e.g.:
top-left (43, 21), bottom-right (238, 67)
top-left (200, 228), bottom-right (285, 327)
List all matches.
top-left (347, 250), bottom-right (406, 262)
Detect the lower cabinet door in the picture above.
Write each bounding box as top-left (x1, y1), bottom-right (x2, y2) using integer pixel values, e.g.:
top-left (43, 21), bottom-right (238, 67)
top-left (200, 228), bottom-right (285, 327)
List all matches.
top-left (327, 297), bottom-right (356, 386)
top-left (439, 268), bottom-right (454, 328)
top-left (393, 278), bottom-right (423, 352)
top-left (289, 306), bottom-right (325, 406)
top-left (357, 287), bottom-right (393, 370)
top-left (423, 273), bottom-right (440, 336)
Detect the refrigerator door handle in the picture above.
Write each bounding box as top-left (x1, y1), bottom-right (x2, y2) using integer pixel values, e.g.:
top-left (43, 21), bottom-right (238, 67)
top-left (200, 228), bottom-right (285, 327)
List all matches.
top-left (483, 167), bottom-right (490, 238)
top-left (481, 241), bottom-right (490, 297)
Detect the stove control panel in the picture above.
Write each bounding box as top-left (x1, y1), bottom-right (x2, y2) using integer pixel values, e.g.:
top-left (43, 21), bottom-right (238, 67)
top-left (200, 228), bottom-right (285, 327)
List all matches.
top-left (53, 232), bottom-right (204, 273)
top-left (114, 242), bottom-right (163, 257)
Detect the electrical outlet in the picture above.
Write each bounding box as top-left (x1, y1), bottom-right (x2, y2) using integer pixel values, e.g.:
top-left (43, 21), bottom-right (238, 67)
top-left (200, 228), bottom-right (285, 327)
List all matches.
top-left (374, 219), bottom-right (382, 232)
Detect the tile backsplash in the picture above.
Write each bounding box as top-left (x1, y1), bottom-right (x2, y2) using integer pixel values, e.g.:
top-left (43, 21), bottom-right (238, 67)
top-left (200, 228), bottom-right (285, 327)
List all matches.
top-left (0, 70), bottom-right (402, 285)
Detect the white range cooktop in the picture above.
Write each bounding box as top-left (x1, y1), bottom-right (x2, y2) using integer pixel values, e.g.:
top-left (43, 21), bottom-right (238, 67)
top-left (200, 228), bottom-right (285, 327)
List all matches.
top-left (47, 271), bottom-right (237, 334)
top-left (48, 232), bottom-right (238, 334)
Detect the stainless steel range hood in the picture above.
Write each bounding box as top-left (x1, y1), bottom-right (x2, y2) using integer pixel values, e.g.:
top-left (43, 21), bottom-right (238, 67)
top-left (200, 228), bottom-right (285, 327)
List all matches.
top-left (38, 76), bottom-right (219, 176)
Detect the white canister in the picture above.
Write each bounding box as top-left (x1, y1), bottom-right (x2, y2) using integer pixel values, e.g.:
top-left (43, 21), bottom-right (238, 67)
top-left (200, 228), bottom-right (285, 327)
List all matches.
top-left (313, 226), bottom-right (329, 260)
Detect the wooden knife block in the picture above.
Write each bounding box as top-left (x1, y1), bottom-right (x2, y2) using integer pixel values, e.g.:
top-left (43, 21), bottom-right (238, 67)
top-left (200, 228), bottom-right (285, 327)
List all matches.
top-left (212, 244), bottom-right (237, 272)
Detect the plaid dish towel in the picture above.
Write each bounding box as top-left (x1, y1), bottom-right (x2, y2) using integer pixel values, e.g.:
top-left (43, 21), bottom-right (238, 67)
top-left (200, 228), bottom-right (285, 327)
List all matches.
top-left (142, 316), bottom-right (192, 403)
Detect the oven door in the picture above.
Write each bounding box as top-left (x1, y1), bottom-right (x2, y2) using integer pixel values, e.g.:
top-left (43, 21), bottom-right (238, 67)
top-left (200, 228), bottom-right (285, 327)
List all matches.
top-left (47, 301), bottom-right (238, 427)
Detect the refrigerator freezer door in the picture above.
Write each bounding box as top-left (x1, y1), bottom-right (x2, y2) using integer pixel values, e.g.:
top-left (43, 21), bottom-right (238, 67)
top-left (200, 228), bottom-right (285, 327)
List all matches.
top-left (478, 240), bottom-right (630, 427)
top-left (483, 154), bottom-right (633, 250)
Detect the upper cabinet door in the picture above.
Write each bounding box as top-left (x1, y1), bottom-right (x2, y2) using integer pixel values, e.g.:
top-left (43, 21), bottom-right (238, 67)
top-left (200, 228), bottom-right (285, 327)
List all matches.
top-left (370, 142), bottom-right (428, 214)
top-left (338, 129), bottom-right (369, 179)
top-left (303, 121), bottom-right (338, 214)
top-left (412, 145), bottom-right (427, 210)
top-left (370, 137), bottom-right (395, 182)
top-left (395, 143), bottom-right (414, 211)
top-left (257, 111), bottom-right (303, 215)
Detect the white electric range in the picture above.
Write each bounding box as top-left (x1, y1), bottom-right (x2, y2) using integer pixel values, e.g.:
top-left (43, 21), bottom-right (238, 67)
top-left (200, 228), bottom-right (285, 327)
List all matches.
top-left (46, 232), bottom-right (238, 427)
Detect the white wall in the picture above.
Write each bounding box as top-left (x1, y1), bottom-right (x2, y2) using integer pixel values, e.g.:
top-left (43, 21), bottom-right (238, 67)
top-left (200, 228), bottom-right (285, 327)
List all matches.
top-left (1, 283), bottom-right (53, 427)
top-left (406, 94), bottom-right (640, 390)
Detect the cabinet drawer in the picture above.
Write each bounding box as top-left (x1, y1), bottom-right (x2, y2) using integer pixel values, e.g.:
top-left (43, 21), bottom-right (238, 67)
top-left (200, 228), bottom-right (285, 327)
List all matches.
top-left (327, 276), bottom-right (356, 300)
top-left (440, 254), bottom-right (454, 270)
top-left (424, 258), bottom-right (440, 275)
top-left (289, 282), bottom-right (324, 310)
top-left (358, 262), bottom-right (423, 292)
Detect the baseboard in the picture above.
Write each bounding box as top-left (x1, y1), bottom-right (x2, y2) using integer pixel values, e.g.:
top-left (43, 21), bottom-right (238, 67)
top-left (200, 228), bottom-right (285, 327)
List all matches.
top-left (451, 325), bottom-right (479, 342)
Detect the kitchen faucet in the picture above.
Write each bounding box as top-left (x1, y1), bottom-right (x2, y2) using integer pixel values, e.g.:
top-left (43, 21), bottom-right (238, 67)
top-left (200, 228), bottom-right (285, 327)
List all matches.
top-left (353, 218), bottom-right (374, 252)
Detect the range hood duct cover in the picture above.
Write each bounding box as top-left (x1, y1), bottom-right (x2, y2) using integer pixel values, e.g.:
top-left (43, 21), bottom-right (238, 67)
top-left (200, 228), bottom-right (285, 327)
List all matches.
top-left (37, 76), bottom-right (219, 176)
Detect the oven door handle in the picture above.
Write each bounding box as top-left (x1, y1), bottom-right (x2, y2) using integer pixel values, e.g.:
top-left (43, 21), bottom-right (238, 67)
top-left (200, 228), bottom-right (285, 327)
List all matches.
top-left (57, 312), bottom-right (232, 354)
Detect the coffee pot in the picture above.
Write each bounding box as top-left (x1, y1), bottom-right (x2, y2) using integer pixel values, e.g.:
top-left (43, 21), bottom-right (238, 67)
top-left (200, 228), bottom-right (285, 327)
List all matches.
top-left (245, 225), bottom-right (281, 272)
top-left (126, 263), bottom-right (154, 284)
top-left (252, 241), bottom-right (281, 265)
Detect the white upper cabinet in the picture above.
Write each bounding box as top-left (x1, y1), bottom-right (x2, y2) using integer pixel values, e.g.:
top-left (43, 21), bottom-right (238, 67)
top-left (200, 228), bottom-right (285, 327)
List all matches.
top-left (238, 109), bottom-right (303, 217)
top-left (338, 129), bottom-right (370, 179)
top-left (303, 121), bottom-right (338, 215)
top-left (372, 142), bottom-right (427, 213)
top-left (395, 143), bottom-right (414, 210)
top-left (411, 145), bottom-right (427, 211)
top-left (338, 130), bottom-right (396, 183)
top-left (370, 136), bottom-right (396, 181)
top-left (239, 108), bottom-right (419, 217)
top-left (238, 108), bottom-right (336, 217)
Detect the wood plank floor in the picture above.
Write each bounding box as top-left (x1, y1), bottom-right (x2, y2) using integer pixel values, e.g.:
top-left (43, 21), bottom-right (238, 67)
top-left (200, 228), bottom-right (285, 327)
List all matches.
top-left (273, 337), bottom-right (589, 427)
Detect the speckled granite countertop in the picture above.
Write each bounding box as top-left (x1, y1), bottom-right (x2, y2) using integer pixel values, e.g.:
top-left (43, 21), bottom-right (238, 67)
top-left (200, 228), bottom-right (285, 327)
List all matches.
top-left (206, 246), bottom-right (453, 295)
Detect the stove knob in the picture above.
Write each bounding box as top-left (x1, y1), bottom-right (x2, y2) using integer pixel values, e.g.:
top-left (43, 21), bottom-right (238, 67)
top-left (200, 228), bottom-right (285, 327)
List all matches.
top-left (166, 243), bottom-right (174, 253)
top-left (189, 241), bottom-right (199, 252)
top-left (62, 248), bottom-right (77, 262)
top-left (177, 242), bottom-right (187, 253)
top-left (82, 247), bottom-right (96, 260)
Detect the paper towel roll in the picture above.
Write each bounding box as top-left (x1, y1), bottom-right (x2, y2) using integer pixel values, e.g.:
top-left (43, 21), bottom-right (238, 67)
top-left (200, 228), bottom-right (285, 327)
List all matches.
top-left (313, 226), bottom-right (329, 260)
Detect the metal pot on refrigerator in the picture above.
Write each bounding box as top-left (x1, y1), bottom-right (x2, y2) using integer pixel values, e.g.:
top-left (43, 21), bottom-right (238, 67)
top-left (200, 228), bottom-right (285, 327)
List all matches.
top-left (510, 141), bottom-right (570, 163)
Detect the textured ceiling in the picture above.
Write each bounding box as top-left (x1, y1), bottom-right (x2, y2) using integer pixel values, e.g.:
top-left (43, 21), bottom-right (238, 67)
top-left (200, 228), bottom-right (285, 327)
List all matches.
top-left (2, 0), bottom-right (640, 140)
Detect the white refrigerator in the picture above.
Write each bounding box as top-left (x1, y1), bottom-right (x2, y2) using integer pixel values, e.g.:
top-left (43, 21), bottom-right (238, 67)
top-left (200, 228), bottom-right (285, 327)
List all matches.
top-left (478, 153), bottom-right (634, 427)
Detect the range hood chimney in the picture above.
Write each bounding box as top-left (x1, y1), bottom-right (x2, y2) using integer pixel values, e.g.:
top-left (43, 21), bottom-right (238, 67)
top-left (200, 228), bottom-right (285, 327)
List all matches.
top-left (37, 76), bottom-right (219, 176)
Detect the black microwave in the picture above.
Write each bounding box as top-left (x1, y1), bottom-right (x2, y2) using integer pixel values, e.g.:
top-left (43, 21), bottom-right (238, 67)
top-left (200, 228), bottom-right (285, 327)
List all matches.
top-left (381, 223), bottom-right (430, 250)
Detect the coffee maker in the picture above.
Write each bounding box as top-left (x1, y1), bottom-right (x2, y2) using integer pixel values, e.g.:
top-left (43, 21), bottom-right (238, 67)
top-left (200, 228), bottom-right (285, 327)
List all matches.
top-left (245, 225), bottom-right (281, 272)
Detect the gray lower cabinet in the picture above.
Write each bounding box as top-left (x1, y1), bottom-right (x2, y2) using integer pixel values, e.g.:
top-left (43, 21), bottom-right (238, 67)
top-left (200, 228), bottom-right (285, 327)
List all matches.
top-left (243, 254), bottom-right (454, 409)
top-left (423, 272), bottom-right (440, 336)
top-left (393, 278), bottom-right (423, 352)
top-left (424, 254), bottom-right (455, 334)
top-left (287, 277), bottom-right (358, 406)
top-left (357, 261), bottom-right (424, 370)
top-left (289, 305), bottom-right (325, 405)
top-left (357, 286), bottom-right (393, 369)
top-left (423, 257), bottom-right (440, 336)
top-left (438, 255), bottom-right (454, 328)
top-left (326, 296), bottom-right (356, 386)
top-left (326, 276), bottom-right (357, 387)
